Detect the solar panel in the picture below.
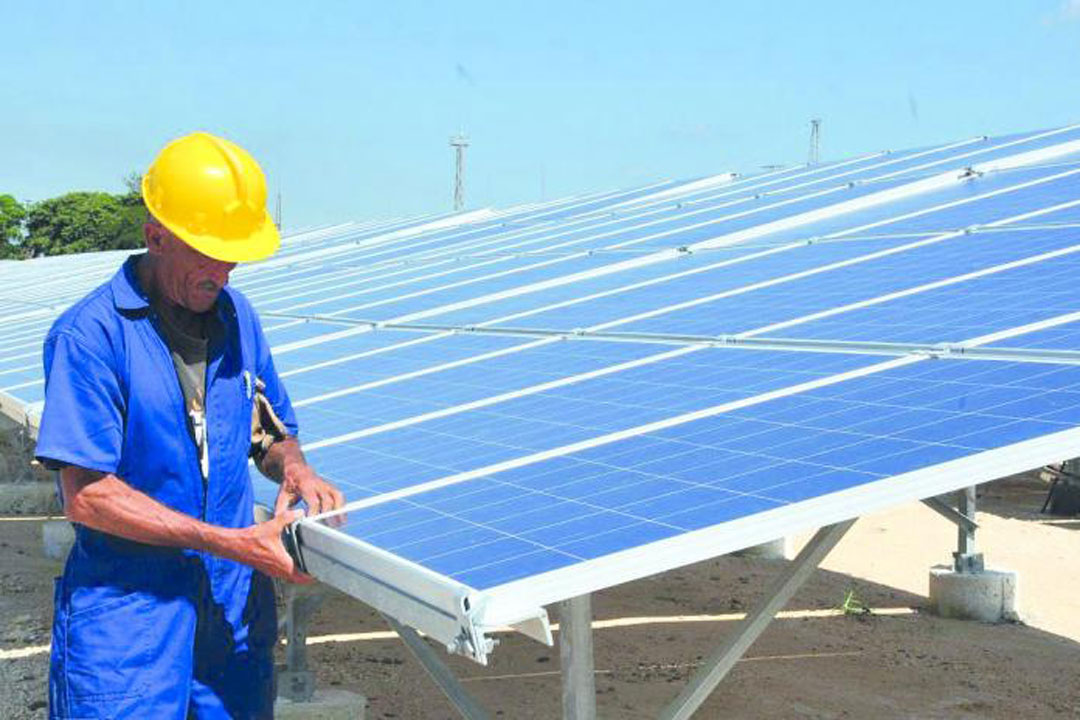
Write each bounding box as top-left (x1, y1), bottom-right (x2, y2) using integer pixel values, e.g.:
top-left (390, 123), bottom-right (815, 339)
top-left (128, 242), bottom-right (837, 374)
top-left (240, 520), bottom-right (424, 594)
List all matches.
top-left (3, 124), bottom-right (1080, 666)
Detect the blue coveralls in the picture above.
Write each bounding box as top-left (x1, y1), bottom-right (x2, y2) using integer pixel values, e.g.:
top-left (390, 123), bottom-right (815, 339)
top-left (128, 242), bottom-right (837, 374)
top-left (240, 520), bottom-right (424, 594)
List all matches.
top-left (35, 256), bottom-right (298, 719)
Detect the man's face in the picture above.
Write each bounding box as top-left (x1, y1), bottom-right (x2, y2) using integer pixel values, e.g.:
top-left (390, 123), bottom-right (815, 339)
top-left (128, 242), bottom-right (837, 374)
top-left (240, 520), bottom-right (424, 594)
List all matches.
top-left (145, 221), bottom-right (236, 313)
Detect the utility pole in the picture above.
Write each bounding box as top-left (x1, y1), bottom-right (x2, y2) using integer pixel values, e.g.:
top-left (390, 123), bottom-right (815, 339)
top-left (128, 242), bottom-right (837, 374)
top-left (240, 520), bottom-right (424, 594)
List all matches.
top-left (808, 118), bottom-right (822, 165)
top-left (450, 132), bottom-right (469, 212)
top-left (274, 190), bottom-right (283, 233)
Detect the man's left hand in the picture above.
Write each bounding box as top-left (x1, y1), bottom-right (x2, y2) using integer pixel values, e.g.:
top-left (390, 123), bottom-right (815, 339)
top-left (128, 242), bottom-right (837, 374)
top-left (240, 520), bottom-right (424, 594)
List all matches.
top-left (274, 462), bottom-right (346, 519)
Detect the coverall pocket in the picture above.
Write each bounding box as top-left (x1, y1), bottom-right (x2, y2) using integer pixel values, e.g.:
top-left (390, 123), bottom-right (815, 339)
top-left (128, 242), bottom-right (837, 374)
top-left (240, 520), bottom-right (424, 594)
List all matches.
top-left (61, 588), bottom-right (152, 710)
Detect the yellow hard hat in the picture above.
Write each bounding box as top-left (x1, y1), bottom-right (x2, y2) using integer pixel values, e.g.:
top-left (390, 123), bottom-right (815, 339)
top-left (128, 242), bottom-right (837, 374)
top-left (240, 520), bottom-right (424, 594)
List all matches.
top-left (142, 132), bottom-right (280, 263)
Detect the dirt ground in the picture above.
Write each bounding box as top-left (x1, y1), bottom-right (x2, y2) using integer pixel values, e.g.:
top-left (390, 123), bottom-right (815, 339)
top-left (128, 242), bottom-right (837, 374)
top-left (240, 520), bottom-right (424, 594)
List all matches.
top-left (2, 472), bottom-right (1079, 719)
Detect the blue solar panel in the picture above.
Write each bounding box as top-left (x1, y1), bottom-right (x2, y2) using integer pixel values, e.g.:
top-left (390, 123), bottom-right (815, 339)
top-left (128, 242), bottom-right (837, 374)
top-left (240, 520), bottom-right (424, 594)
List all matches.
top-left (303, 347), bottom-right (881, 500)
top-left (323, 355), bottom-right (1080, 590)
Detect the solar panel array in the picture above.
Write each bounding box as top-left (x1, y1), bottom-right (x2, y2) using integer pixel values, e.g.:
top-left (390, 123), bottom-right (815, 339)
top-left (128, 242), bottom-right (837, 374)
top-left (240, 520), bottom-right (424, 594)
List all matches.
top-left (4, 125), bottom-right (1080, 657)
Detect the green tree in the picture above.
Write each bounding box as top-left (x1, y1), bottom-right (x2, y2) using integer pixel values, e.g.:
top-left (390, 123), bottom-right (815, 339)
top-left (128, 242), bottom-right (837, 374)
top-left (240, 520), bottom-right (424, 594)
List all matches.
top-left (0, 194), bottom-right (27, 259)
top-left (25, 191), bottom-right (145, 257)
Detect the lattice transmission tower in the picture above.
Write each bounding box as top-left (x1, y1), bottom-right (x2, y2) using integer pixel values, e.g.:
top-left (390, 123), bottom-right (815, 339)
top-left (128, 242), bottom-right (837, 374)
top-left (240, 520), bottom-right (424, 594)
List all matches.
top-left (450, 132), bottom-right (469, 211)
top-left (808, 118), bottom-right (822, 165)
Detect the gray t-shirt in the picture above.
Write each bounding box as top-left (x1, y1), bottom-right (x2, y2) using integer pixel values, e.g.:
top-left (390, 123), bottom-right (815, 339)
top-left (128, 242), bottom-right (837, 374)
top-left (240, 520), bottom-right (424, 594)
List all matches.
top-left (152, 298), bottom-right (219, 480)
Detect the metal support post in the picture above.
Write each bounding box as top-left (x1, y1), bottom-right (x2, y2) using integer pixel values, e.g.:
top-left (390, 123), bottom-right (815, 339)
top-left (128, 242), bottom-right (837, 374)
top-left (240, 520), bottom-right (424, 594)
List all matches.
top-left (953, 486), bottom-right (984, 573)
top-left (278, 584), bottom-right (326, 702)
top-left (559, 594), bottom-right (597, 720)
top-left (382, 614), bottom-right (490, 720)
top-left (658, 520), bottom-right (856, 720)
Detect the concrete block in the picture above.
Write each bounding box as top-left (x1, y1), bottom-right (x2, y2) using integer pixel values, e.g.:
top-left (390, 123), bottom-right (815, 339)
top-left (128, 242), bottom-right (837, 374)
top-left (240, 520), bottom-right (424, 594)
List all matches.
top-left (42, 519), bottom-right (75, 561)
top-left (275, 689), bottom-right (366, 719)
top-left (928, 565), bottom-right (1020, 623)
top-left (733, 537), bottom-right (791, 561)
top-left (0, 482), bottom-right (61, 515)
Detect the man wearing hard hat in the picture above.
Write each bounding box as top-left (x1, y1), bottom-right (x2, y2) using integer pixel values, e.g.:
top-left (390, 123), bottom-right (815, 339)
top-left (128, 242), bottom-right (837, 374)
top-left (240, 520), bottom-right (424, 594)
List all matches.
top-left (34, 132), bottom-right (344, 718)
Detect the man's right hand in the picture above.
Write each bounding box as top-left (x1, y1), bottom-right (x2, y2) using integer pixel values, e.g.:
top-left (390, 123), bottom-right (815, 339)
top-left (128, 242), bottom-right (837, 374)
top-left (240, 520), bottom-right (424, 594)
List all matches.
top-left (239, 509), bottom-right (314, 585)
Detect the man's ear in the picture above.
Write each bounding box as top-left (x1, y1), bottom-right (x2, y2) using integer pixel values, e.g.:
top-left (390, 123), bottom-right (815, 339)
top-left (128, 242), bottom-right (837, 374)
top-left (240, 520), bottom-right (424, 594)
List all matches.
top-left (144, 221), bottom-right (164, 255)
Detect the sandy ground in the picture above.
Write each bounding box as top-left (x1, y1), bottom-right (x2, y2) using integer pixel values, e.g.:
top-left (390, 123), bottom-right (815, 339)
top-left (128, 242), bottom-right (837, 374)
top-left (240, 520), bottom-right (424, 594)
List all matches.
top-left (2, 472), bottom-right (1079, 719)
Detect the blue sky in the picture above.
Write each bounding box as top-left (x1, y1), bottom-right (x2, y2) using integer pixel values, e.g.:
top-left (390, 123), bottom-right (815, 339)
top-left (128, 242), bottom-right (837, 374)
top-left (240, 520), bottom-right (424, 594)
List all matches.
top-left (3, 1), bottom-right (1080, 229)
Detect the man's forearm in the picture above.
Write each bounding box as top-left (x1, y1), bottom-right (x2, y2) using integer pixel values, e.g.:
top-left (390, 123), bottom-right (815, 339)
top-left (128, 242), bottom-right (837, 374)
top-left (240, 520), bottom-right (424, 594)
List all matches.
top-left (63, 466), bottom-right (242, 558)
top-left (60, 465), bottom-right (308, 581)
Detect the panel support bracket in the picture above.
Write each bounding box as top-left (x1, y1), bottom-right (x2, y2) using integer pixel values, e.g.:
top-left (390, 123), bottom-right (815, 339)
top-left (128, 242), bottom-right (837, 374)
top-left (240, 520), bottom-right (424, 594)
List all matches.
top-left (383, 613), bottom-right (490, 720)
top-left (921, 495), bottom-right (979, 535)
top-left (658, 520), bottom-right (856, 720)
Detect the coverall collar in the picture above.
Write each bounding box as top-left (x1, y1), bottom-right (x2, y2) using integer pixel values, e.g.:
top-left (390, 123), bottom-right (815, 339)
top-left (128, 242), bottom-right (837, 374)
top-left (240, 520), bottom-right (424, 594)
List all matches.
top-left (111, 254), bottom-right (151, 311)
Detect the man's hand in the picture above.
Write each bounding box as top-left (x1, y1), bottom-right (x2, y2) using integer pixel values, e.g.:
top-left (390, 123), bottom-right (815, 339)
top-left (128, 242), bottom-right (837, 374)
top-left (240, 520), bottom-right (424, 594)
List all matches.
top-left (274, 462), bottom-right (346, 519)
top-left (260, 436), bottom-right (346, 524)
top-left (239, 509), bottom-right (314, 585)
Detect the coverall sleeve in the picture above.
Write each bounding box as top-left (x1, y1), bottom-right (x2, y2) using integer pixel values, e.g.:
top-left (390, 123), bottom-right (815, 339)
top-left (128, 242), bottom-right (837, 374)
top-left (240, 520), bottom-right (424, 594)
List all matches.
top-left (252, 313), bottom-right (299, 437)
top-left (34, 331), bottom-right (125, 475)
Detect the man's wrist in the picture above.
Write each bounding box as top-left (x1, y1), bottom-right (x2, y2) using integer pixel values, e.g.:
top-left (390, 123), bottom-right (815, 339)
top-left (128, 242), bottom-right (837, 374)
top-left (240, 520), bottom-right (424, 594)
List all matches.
top-left (202, 523), bottom-right (249, 563)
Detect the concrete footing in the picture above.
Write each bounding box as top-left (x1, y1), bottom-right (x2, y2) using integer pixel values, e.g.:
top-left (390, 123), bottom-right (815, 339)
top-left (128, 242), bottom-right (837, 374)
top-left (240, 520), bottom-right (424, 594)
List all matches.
top-left (733, 537), bottom-right (790, 561)
top-left (274, 689), bottom-right (366, 719)
top-left (0, 482), bottom-right (61, 515)
top-left (928, 565), bottom-right (1020, 622)
top-left (42, 519), bottom-right (75, 561)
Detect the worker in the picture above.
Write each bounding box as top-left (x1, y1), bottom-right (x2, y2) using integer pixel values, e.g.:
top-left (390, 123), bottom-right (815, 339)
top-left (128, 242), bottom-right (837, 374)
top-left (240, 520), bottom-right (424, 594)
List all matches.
top-left (34, 132), bottom-right (345, 719)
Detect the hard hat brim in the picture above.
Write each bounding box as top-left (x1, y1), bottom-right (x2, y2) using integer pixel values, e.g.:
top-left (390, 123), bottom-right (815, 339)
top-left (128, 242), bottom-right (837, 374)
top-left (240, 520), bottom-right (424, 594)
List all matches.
top-left (151, 209), bottom-right (281, 264)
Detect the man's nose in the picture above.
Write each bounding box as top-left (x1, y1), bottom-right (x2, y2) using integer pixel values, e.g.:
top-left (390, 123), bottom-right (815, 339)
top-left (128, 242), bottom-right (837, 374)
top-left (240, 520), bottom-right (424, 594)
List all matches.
top-left (205, 260), bottom-right (236, 284)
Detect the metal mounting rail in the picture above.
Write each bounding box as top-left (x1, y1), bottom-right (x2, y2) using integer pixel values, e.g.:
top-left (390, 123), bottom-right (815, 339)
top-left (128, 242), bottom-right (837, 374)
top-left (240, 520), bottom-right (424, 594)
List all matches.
top-left (294, 518), bottom-right (552, 665)
top-left (259, 312), bottom-right (1080, 365)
